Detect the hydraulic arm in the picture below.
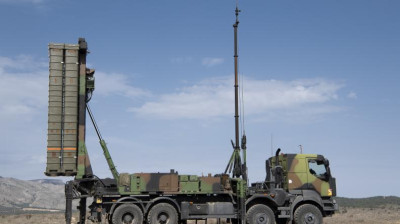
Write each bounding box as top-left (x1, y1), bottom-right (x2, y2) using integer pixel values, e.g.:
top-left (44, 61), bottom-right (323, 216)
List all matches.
top-left (87, 104), bottom-right (119, 182)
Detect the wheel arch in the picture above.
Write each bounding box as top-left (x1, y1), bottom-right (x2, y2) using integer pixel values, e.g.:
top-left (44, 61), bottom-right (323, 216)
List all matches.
top-left (291, 192), bottom-right (324, 217)
top-left (109, 197), bottom-right (145, 215)
top-left (293, 200), bottom-right (323, 215)
top-left (246, 195), bottom-right (278, 212)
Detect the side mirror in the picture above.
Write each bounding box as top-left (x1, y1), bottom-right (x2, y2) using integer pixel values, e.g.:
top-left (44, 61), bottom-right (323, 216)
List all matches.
top-left (322, 172), bottom-right (330, 181)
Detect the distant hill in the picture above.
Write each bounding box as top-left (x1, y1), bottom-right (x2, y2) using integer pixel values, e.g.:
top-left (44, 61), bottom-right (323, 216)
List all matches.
top-left (335, 196), bottom-right (400, 208)
top-left (0, 177), bottom-right (66, 213)
top-left (29, 179), bottom-right (65, 186)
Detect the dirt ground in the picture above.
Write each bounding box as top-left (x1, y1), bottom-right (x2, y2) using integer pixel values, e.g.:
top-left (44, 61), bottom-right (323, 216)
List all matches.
top-left (1, 207), bottom-right (400, 224)
top-left (324, 207), bottom-right (400, 224)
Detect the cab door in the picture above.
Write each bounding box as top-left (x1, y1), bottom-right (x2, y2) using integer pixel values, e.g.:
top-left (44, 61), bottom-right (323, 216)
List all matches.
top-left (287, 157), bottom-right (308, 192)
top-left (306, 158), bottom-right (331, 196)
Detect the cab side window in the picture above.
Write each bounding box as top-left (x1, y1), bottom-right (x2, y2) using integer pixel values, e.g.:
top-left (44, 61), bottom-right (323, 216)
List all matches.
top-left (308, 160), bottom-right (327, 179)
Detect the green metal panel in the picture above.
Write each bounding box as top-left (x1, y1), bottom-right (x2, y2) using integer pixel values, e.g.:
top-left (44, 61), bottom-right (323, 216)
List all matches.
top-left (189, 175), bottom-right (198, 181)
top-left (179, 175), bottom-right (200, 193)
top-left (199, 180), bottom-right (213, 193)
top-left (46, 43), bottom-right (79, 176)
top-left (180, 181), bottom-right (199, 193)
top-left (130, 175), bottom-right (146, 192)
top-left (179, 175), bottom-right (189, 181)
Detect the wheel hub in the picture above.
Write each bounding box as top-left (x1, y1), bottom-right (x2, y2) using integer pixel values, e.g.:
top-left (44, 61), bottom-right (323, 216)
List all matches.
top-left (255, 213), bottom-right (269, 224)
top-left (158, 212), bottom-right (169, 223)
top-left (304, 212), bottom-right (316, 224)
top-left (122, 213), bottom-right (134, 223)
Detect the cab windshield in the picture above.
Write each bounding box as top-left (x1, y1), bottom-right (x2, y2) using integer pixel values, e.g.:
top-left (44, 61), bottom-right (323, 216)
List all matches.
top-left (308, 159), bottom-right (328, 180)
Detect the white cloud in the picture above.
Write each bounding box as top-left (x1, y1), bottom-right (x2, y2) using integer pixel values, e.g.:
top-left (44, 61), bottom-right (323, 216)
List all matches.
top-left (347, 91), bottom-right (357, 99)
top-left (0, 56), bottom-right (48, 119)
top-left (0, 55), bottom-right (46, 71)
top-left (95, 72), bottom-right (151, 99)
top-left (129, 77), bottom-right (344, 120)
top-left (202, 57), bottom-right (224, 67)
top-left (0, 54), bottom-right (345, 123)
top-left (0, 56), bottom-right (149, 120)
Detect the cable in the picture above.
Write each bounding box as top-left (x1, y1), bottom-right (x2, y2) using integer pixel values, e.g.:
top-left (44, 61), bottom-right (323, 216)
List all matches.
top-left (86, 103), bottom-right (103, 141)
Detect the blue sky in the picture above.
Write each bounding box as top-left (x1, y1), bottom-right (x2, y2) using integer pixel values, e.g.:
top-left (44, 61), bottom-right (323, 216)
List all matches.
top-left (0, 0), bottom-right (399, 198)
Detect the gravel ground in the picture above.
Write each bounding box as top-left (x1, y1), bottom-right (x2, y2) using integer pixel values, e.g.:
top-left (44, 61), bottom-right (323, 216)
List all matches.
top-left (1, 207), bottom-right (400, 224)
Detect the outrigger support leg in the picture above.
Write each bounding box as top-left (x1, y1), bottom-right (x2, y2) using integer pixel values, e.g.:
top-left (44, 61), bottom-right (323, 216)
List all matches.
top-left (239, 197), bottom-right (246, 224)
top-left (78, 198), bottom-right (87, 224)
top-left (65, 181), bottom-right (73, 224)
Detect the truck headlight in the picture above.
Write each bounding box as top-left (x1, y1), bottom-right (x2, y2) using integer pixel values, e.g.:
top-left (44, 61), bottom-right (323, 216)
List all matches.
top-left (96, 198), bottom-right (102, 203)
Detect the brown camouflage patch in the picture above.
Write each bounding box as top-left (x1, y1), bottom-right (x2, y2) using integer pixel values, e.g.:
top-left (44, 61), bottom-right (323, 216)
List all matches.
top-left (288, 172), bottom-right (303, 190)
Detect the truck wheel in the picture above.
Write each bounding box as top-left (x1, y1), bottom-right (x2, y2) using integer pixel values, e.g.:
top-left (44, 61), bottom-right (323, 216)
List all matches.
top-left (147, 203), bottom-right (178, 224)
top-left (112, 204), bottom-right (143, 224)
top-left (246, 204), bottom-right (276, 224)
top-left (294, 204), bottom-right (323, 224)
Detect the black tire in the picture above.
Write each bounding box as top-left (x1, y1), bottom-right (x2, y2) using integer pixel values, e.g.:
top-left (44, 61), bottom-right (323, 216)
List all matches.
top-left (147, 203), bottom-right (179, 224)
top-left (112, 204), bottom-right (143, 224)
top-left (276, 219), bottom-right (288, 224)
top-left (246, 204), bottom-right (276, 224)
top-left (294, 204), bottom-right (323, 224)
top-left (228, 218), bottom-right (238, 224)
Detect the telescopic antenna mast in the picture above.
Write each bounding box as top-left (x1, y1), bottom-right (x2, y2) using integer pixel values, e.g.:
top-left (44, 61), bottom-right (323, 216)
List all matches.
top-left (234, 5), bottom-right (240, 160)
top-left (224, 4), bottom-right (247, 183)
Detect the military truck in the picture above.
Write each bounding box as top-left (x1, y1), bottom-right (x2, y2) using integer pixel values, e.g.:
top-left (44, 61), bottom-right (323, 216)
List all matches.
top-left (45, 7), bottom-right (337, 224)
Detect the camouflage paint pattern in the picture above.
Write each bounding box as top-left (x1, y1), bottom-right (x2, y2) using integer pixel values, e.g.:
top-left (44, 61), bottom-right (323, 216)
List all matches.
top-left (199, 176), bottom-right (222, 192)
top-left (117, 172), bottom-right (231, 195)
top-left (271, 154), bottom-right (334, 197)
top-left (76, 38), bottom-right (93, 179)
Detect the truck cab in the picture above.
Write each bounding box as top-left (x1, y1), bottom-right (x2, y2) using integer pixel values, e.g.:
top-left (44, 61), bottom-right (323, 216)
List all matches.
top-left (248, 150), bottom-right (337, 223)
top-left (269, 153), bottom-right (336, 198)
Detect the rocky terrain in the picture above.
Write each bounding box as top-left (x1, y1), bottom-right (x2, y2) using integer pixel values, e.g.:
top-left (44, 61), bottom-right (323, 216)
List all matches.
top-left (0, 177), bottom-right (66, 212)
